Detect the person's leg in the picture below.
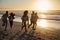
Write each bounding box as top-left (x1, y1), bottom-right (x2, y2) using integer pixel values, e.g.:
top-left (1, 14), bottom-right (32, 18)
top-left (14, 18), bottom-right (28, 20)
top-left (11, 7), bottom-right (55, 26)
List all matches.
top-left (34, 22), bottom-right (37, 30)
top-left (10, 21), bottom-right (13, 28)
top-left (32, 21), bottom-right (36, 30)
top-left (22, 21), bottom-right (23, 26)
top-left (32, 23), bottom-right (34, 29)
top-left (5, 21), bottom-right (7, 31)
top-left (28, 21), bottom-right (32, 28)
top-left (21, 22), bottom-right (24, 30)
top-left (24, 22), bottom-right (27, 32)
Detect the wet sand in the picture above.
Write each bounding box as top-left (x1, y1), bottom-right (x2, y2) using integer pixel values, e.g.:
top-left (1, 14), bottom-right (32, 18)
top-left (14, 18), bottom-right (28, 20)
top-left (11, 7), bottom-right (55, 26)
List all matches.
top-left (0, 19), bottom-right (60, 40)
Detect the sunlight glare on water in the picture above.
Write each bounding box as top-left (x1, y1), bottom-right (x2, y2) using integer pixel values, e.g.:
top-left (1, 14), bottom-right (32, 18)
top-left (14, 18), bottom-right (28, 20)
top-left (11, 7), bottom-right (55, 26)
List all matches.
top-left (37, 14), bottom-right (47, 28)
top-left (40, 14), bottom-right (46, 18)
top-left (37, 19), bottom-right (47, 28)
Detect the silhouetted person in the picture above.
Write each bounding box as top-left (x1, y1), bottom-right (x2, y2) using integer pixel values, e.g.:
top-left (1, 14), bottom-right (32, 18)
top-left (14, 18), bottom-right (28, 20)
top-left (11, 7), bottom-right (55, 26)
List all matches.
top-left (28, 11), bottom-right (35, 28)
top-left (21, 10), bottom-right (29, 32)
top-left (8, 12), bottom-right (15, 28)
top-left (1, 11), bottom-right (8, 31)
top-left (28, 11), bottom-right (39, 30)
top-left (32, 12), bottom-right (38, 30)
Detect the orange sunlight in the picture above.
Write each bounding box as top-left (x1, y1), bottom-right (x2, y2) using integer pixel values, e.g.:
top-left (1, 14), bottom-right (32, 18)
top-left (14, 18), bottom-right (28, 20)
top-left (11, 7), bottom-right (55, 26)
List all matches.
top-left (37, 19), bottom-right (47, 28)
top-left (35, 0), bottom-right (52, 12)
top-left (37, 14), bottom-right (47, 28)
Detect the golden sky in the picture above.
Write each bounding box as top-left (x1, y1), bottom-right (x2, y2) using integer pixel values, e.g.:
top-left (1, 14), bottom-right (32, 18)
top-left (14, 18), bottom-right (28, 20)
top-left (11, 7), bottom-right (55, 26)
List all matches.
top-left (0, 0), bottom-right (60, 10)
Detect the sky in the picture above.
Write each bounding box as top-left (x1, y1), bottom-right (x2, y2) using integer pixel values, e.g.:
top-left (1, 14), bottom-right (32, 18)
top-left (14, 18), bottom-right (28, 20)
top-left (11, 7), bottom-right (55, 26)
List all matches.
top-left (0, 0), bottom-right (60, 10)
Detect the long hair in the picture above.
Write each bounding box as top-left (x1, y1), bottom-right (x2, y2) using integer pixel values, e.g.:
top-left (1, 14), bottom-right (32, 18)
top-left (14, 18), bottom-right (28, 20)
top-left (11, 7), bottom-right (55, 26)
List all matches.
top-left (24, 10), bottom-right (28, 16)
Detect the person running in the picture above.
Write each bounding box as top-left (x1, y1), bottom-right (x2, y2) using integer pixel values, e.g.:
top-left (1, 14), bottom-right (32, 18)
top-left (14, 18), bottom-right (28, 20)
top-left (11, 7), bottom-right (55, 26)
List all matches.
top-left (21, 10), bottom-right (29, 32)
top-left (32, 12), bottom-right (39, 30)
top-left (28, 11), bottom-right (35, 28)
top-left (8, 12), bottom-right (15, 29)
top-left (1, 11), bottom-right (8, 31)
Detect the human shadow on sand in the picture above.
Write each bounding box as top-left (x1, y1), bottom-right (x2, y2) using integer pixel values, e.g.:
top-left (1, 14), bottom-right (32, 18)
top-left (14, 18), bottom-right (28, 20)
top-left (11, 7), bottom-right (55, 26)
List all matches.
top-left (17, 29), bottom-right (45, 40)
top-left (0, 30), bottom-right (8, 40)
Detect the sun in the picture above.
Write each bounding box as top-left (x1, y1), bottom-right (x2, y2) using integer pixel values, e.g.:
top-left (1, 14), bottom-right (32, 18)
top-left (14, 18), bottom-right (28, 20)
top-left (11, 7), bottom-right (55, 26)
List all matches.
top-left (35, 0), bottom-right (52, 12)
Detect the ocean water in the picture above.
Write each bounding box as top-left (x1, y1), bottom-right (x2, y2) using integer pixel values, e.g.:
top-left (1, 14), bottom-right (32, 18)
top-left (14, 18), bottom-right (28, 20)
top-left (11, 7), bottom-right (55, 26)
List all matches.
top-left (0, 10), bottom-right (60, 30)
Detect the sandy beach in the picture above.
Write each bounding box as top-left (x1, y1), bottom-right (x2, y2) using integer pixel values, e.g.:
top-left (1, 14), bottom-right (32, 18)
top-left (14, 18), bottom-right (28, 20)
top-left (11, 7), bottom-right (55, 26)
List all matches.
top-left (0, 19), bottom-right (60, 40)
top-left (0, 0), bottom-right (60, 40)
